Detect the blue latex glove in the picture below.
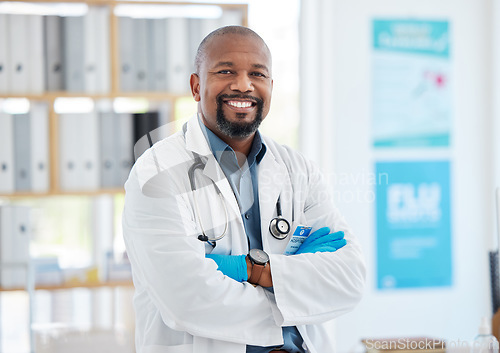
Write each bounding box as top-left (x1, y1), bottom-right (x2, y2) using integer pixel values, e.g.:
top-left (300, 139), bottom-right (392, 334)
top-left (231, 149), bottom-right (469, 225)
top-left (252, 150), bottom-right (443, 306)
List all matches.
top-left (295, 227), bottom-right (347, 255)
top-left (205, 254), bottom-right (248, 282)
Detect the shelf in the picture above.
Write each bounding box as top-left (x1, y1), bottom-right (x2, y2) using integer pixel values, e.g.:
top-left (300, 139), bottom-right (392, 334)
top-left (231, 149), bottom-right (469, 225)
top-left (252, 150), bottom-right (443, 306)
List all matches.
top-left (2, 0), bottom-right (247, 9)
top-left (0, 280), bottom-right (133, 292)
top-left (0, 91), bottom-right (191, 101)
top-left (0, 188), bottom-right (125, 198)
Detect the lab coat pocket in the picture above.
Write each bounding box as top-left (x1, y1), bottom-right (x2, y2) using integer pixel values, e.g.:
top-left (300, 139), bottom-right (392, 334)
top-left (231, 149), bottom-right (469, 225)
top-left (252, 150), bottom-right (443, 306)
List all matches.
top-left (143, 344), bottom-right (193, 353)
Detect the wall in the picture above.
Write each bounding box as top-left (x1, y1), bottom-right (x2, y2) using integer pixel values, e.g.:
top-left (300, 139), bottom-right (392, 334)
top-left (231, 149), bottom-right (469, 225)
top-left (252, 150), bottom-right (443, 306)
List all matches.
top-left (299, 0), bottom-right (496, 351)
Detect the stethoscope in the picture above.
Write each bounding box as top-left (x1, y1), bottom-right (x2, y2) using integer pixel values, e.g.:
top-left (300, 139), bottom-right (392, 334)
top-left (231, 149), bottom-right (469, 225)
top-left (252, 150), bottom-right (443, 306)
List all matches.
top-left (188, 154), bottom-right (291, 247)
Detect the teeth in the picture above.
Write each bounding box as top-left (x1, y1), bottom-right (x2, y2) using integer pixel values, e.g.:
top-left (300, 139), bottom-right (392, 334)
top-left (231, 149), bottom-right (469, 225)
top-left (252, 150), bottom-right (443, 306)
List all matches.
top-left (227, 101), bottom-right (252, 108)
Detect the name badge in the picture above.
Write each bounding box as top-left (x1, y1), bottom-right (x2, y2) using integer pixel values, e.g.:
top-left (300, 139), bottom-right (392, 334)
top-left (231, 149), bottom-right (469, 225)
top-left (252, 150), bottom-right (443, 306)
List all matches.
top-left (283, 225), bottom-right (312, 255)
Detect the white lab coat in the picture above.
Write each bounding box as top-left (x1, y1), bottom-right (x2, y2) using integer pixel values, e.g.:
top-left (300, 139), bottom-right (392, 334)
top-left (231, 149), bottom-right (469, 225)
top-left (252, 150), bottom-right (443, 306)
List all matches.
top-left (122, 114), bottom-right (366, 353)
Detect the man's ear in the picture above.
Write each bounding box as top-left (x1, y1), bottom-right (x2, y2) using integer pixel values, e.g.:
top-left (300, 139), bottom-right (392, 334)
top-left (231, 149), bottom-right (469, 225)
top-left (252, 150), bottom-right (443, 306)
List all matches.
top-left (190, 73), bottom-right (201, 102)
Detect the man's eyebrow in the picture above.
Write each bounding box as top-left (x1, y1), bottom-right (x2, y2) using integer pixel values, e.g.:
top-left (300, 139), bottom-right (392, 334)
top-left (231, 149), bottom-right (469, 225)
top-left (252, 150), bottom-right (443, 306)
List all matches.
top-left (213, 61), bottom-right (234, 68)
top-left (211, 62), bottom-right (270, 72)
top-left (252, 63), bottom-right (270, 72)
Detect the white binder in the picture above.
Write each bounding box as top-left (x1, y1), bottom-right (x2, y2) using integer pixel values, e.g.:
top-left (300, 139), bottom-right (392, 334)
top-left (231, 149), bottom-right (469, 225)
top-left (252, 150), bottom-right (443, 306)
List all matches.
top-left (0, 113), bottom-right (15, 194)
top-left (0, 206), bottom-right (15, 288)
top-left (166, 17), bottom-right (190, 94)
top-left (27, 15), bottom-right (45, 94)
top-left (60, 112), bottom-right (100, 191)
top-left (219, 9), bottom-right (243, 27)
top-left (134, 18), bottom-right (149, 91)
top-left (30, 102), bottom-right (50, 193)
top-left (44, 16), bottom-right (64, 91)
top-left (200, 18), bottom-right (220, 38)
top-left (79, 111), bottom-right (100, 190)
top-left (64, 16), bottom-right (85, 92)
top-left (0, 205), bottom-right (31, 289)
top-left (99, 111), bottom-right (118, 188)
top-left (59, 113), bottom-right (81, 191)
top-left (84, 8), bottom-right (99, 93)
top-left (188, 18), bottom-right (203, 75)
top-left (13, 113), bottom-right (32, 192)
top-left (0, 15), bottom-right (10, 93)
top-left (148, 18), bottom-right (167, 91)
top-left (119, 16), bottom-right (135, 92)
top-left (8, 14), bottom-right (29, 93)
top-left (96, 6), bottom-right (111, 94)
top-left (117, 113), bottom-right (133, 186)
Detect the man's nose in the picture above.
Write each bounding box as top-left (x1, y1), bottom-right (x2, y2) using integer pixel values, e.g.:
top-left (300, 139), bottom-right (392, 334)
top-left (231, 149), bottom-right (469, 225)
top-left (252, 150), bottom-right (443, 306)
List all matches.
top-left (229, 73), bottom-right (254, 92)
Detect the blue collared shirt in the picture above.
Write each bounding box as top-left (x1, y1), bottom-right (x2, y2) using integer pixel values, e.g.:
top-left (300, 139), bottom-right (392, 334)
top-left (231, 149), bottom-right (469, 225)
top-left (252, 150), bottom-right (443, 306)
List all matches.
top-left (198, 118), bottom-right (305, 353)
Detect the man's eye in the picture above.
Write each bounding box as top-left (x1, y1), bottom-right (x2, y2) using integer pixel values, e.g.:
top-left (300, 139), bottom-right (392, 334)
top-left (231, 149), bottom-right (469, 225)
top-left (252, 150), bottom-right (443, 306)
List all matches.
top-left (251, 72), bottom-right (266, 78)
top-left (218, 70), bottom-right (232, 74)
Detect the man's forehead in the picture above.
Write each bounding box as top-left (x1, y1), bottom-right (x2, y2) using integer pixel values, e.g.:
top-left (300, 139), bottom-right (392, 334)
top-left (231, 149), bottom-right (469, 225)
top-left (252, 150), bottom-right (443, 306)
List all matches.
top-left (204, 34), bottom-right (271, 67)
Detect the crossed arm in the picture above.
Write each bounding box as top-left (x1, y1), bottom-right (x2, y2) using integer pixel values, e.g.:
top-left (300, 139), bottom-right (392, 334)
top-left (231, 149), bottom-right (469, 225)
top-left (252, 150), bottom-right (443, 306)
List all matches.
top-left (206, 227), bottom-right (347, 287)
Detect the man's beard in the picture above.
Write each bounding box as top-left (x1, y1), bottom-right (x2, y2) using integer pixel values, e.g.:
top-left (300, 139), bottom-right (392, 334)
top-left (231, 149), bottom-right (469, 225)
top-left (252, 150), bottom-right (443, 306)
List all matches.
top-left (216, 94), bottom-right (264, 139)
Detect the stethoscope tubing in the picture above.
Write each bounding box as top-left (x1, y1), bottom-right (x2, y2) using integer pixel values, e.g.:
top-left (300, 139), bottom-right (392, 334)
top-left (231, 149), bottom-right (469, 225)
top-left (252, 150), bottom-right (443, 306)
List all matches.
top-left (187, 151), bottom-right (291, 244)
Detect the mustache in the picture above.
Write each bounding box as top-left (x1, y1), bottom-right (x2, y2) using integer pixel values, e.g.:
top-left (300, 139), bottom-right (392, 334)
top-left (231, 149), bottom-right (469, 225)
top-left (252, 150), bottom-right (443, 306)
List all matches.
top-left (216, 94), bottom-right (264, 105)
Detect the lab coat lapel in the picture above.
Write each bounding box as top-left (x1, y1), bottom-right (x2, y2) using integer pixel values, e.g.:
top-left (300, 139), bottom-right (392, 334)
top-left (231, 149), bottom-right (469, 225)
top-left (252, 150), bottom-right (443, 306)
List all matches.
top-left (201, 155), bottom-right (242, 222)
top-left (258, 149), bottom-right (288, 252)
top-left (184, 114), bottom-right (243, 230)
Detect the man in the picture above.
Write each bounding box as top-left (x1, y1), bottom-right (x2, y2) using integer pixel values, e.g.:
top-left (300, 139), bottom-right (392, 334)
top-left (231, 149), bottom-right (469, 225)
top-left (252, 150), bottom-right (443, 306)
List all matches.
top-left (122, 26), bottom-right (365, 353)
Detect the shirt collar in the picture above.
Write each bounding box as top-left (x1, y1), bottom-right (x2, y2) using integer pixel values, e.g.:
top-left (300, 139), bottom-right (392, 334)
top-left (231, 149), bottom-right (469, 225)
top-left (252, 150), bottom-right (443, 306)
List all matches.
top-left (197, 116), bottom-right (267, 168)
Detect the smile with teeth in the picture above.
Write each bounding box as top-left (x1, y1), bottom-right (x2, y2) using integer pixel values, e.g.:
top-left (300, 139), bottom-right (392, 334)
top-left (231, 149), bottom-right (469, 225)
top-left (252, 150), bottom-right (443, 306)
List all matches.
top-left (226, 100), bottom-right (254, 108)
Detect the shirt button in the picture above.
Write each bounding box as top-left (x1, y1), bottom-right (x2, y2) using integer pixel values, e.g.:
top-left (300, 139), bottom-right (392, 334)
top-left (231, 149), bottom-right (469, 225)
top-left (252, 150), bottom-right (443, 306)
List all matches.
top-left (245, 213), bottom-right (250, 220)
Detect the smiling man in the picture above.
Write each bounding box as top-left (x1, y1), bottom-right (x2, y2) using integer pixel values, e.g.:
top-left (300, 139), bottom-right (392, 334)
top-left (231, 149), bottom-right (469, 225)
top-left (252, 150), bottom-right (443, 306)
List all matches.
top-left (191, 27), bottom-right (272, 161)
top-left (122, 26), bottom-right (366, 353)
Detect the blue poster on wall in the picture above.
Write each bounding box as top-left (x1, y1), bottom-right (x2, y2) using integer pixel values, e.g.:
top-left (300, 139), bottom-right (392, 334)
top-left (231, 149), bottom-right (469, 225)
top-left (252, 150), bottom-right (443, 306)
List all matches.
top-left (375, 161), bottom-right (452, 289)
top-left (372, 19), bottom-right (452, 148)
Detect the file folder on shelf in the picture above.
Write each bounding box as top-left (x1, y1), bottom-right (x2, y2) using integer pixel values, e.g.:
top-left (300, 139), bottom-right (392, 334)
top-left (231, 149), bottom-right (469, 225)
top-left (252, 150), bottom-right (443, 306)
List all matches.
top-left (30, 102), bottom-right (50, 193)
top-left (166, 17), bottom-right (190, 94)
top-left (117, 113), bottom-right (134, 186)
top-left (133, 111), bottom-right (161, 160)
top-left (28, 14), bottom-right (45, 94)
top-left (82, 7), bottom-right (110, 93)
top-left (0, 113), bottom-right (15, 194)
top-left (95, 6), bottom-right (111, 94)
top-left (44, 15), bottom-right (64, 91)
top-left (188, 19), bottom-right (204, 75)
top-left (60, 112), bottom-right (101, 191)
top-left (80, 112), bottom-right (101, 190)
top-left (148, 18), bottom-right (167, 92)
top-left (200, 18), bottom-right (220, 40)
top-left (0, 205), bottom-right (31, 289)
top-left (99, 111), bottom-right (120, 188)
top-left (84, 8), bottom-right (100, 94)
top-left (119, 16), bottom-right (135, 92)
top-left (64, 15), bottom-right (85, 92)
top-left (0, 14), bottom-right (10, 93)
top-left (219, 9), bottom-right (244, 27)
top-left (8, 14), bottom-right (29, 93)
top-left (13, 113), bottom-right (32, 192)
top-left (59, 113), bottom-right (81, 191)
top-left (134, 18), bottom-right (149, 92)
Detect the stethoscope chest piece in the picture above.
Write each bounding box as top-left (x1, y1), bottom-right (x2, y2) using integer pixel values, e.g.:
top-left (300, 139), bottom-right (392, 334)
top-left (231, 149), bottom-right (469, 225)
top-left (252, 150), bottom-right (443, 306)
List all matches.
top-left (268, 195), bottom-right (290, 240)
top-left (269, 216), bottom-right (290, 240)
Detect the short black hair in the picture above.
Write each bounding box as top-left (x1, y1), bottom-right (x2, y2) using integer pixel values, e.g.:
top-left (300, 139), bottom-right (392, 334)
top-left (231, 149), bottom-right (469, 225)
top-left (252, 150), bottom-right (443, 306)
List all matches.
top-left (194, 25), bottom-right (270, 74)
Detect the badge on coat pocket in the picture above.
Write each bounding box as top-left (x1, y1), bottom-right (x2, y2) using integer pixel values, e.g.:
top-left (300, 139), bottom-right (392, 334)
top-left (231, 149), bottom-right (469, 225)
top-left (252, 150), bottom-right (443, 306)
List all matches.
top-left (283, 225), bottom-right (312, 255)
